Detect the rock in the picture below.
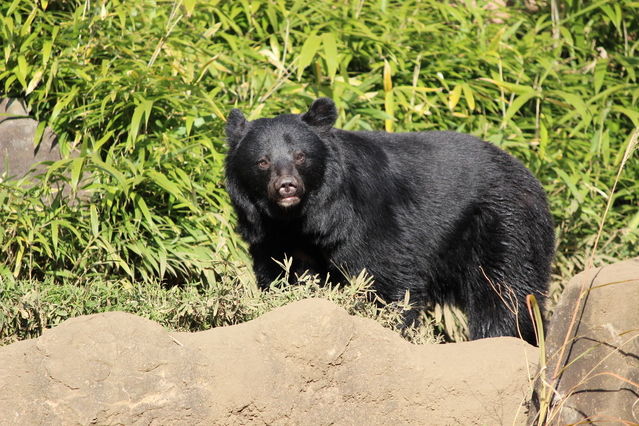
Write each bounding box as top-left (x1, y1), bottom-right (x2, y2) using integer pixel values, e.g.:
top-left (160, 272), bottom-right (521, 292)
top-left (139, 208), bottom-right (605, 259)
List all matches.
top-left (0, 98), bottom-right (59, 179)
top-left (531, 257), bottom-right (639, 424)
top-left (0, 299), bottom-right (538, 425)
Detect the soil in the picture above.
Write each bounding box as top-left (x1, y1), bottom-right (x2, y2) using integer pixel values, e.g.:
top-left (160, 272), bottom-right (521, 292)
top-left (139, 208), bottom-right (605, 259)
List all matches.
top-left (0, 298), bottom-right (537, 425)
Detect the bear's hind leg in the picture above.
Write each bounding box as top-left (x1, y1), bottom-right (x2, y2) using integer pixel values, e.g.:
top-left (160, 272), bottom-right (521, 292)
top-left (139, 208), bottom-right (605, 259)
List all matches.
top-left (465, 271), bottom-right (538, 344)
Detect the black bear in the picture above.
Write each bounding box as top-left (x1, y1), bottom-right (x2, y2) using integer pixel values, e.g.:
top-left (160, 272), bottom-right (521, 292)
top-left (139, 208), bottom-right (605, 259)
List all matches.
top-left (225, 98), bottom-right (554, 344)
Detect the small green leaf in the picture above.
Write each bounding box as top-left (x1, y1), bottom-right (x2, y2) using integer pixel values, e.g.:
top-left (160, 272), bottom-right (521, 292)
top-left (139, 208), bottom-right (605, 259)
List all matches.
top-left (158, 248), bottom-right (167, 279)
top-left (183, 0), bottom-right (197, 16)
top-left (15, 55), bottom-right (29, 88)
top-left (297, 33), bottom-right (321, 80)
top-left (147, 170), bottom-right (182, 200)
top-left (51, 86), bottom-right (79, 122)
top-left (383, 59), bottom-right (393, 93)
top-left (479, 78), bottom-right (536, 96)
top-left (42, 40), bottom-right (52, 66)
top-left (70, 157), bottom-right (84, 193)
top-left (448, 85), bottom-right (462, 110)
top-left (555, 168), bottom-right (585, 203)
top-left (44, 158), bottom-right (71, 183)
top-left (612, 106), bottom-right (639, 127)
top-left (322, 33), bottom-right (338, 81)
top-left (90, 155), bottom-right (129, 193)
top-left (132, 192), bottom-right (159, 233)
top-left (461, 83), bottom-right (475, 111)
top-left (594, 60), bottom-right (607, 93)
top-left (600, 4), bottom-right (621, 32)
top-left (539, 121), bottom-right (549, 159)
top-left (93, 130), bottom-right (115, 152)
top-left (627, 210), bottom-right (639, 233)
top-left (141, 98), bottom-right (153, 128)
top-left (51, 221), bottom-right (59, 251)
top-left (13, 245), bottom-right (24, 277)
top-left (185, 116), bottom-right (195, 136)
top-left (385, 90), bottom-right (394, 132)
top-left (504, 92), bottom-right (536, 123)
top-left (25, 69), bottom-right (43, 94)
top-left (33, 121), bottom-right (47, 148)
top-left (556, 91), bottom-right (590, 121)
top-left (90, 205), bottom-right (99, 237)
top-left (128, 102), bottom-right (146, 146)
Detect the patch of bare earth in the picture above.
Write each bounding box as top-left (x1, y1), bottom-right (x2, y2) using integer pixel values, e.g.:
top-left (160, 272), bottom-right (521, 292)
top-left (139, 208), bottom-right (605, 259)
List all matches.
top-left (0, 298), bottom-right (536, 425)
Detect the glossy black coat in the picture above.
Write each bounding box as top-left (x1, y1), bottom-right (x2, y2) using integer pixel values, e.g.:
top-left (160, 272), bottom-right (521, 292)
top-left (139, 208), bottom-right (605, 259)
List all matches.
top-left (225, 98), bottom-right (554, 344)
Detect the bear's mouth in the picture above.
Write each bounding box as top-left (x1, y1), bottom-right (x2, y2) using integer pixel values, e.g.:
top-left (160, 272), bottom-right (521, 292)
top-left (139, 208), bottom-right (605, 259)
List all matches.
top-left (277, 183), bottom-right (301, 207)
top-left (270, 175), bottom-right (305, 208)
top-left (277, 195), bottom-right (301, 208)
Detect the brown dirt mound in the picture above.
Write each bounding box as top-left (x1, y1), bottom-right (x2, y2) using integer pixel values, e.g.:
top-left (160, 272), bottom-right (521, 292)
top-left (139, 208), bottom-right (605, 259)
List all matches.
top-left (0, 298), bottom-right (537, 425)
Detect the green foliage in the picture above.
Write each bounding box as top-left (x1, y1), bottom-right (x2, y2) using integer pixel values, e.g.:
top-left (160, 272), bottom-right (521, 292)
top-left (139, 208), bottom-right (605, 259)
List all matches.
top-left (0, 267), bottom-right (439, 346)
top-left (0, 0), bottom-right (637, 341)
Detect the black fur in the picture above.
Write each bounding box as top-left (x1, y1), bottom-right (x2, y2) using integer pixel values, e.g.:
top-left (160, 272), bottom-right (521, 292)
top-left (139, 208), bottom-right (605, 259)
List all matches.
top-left (225, 98), bottom-right (555, 344)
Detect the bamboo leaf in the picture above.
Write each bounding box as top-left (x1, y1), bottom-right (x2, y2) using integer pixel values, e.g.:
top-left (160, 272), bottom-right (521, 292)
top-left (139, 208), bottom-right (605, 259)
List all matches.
top-left (479, 78), bottom-right (536, 95)
top-left (383, 59), bottom-right (393, 93)
top-left (555, 168), bottom-right (586, 203)
top-left (461, 83), bottom-right (475, 111)
top-left (297, 33), bottom-right (321, 80)
top-left (13, 245), bottom-right (24, 277)
top-left (594, 60), bottom-right (607, 94)
top-left (132, 192), bottom-right (159, 234)
top-left (322, 32), bottom-right (338, 81)
top-left (384, 90), bottom-right (394, 132)
top-left (15, 55), bottom-right (29, 88)
top-left (448, 85), bottom-right (462, 110)
top-left (44, 158), bottom-right (71, 183)
top-left (128, 102), bottom-right (146, 146)
top-left (612, 106), bottom-right (639, 127)
top-left (627, 210), bottom-right (639, 234)
top-left (26, 69), bottom-right (42, 94)
top-left (504, 92), bottom-right (536, 123)
top-left (146, 170), bottom-right (192, 210)
top-left (555, 91), bottom-right (590, 121)
top-left (32, 121), bottom-right (47, 148)
top-left (50, 86), bottom-right (79, 122)
top-left (90, 205), bottom-right (99, 237)
top-left (51, 221), bottom-right (59, 251)
top-left (158, 247), bottom-right (167, 279)
top-left (90, 155), bottom-right (129, 193)
top-left (70, 157), bottom-right (84, 193)
top-left (183, 0), bottom-right (197, 16)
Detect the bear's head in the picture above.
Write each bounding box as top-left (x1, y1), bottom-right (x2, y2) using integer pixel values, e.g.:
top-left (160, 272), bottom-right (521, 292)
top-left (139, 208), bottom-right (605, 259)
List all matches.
top-left (225, 98), bottom-right (337, 216)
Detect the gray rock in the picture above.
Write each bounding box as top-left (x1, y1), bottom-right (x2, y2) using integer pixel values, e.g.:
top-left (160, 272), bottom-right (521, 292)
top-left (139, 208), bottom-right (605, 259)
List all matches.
top-left (0, 298), bottom-right (538, 425)
top-left (0, 98), bottom-right (59, 179)
top-left (531, 257), bottom-right (639, 424)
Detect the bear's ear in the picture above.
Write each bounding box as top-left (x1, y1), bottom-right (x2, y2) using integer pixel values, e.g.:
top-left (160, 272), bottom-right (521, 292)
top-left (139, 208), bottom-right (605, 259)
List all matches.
top-left (226, 108), bottom-right (248, 149)
top-left (301, 98), bottom-right (337, 133)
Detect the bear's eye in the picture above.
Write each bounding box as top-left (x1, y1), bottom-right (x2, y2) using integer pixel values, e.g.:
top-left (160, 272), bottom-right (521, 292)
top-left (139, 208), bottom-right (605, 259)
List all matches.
top-left (294, 152), bottom-right (305, 164)
top-left (256, 158), bottom-right (270, 169)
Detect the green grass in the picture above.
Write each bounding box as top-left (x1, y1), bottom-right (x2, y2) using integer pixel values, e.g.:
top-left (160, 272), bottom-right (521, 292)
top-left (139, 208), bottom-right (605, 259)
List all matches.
top-left (0, 0), bottom-right (637, 344)
top-left (0, 267), bottom-right (440, 346)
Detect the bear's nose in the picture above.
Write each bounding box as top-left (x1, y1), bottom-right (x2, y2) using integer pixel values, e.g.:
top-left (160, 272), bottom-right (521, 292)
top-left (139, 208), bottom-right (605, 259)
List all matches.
top-left (279, 177), bottom-right (296, 189)
top-left (278, 177), bottom-right (297, 196)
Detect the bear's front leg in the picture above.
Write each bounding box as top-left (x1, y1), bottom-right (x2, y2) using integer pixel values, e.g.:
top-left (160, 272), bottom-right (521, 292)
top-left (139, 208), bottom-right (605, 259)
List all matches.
top-left (249, 244), bottom-right (285, 289)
